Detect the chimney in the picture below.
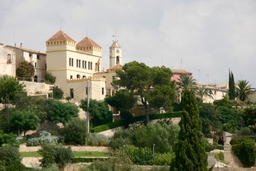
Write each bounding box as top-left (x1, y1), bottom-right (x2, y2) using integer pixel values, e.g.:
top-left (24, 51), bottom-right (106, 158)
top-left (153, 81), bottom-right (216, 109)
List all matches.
top-left (20, 43), bottom-right (22, 48)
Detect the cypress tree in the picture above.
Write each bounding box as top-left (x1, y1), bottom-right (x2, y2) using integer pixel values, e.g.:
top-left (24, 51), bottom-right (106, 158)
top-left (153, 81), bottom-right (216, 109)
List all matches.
top-left (170, 89), bottom-right (208, 171)
top-left (228, 70), bottom-right (236, 100)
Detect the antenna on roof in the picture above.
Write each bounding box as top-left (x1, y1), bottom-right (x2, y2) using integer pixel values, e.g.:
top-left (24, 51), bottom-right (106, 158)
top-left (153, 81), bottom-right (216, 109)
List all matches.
top-left (112, 28), bottom-right (119, 42)
top-left (13, 28), bottom-right (16, 46)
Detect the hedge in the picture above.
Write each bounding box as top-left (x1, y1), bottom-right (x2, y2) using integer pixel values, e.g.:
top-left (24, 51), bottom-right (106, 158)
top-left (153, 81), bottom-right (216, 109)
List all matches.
top-left (91, 111), bottom-right (182, 133)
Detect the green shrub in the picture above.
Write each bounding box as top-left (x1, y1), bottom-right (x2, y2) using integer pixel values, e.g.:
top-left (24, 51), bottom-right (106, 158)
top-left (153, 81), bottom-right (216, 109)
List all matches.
top-left (0, 131), bottom-right (19, 147)
top-left (231, 138), bottom-right (256, 167)
top-left (124, 145), bottom-right (153, 165)
top-left (0, 145), bottom-right (21, 166)
top-left (39, 144), bottom-right (74, 169)
top-left (26, 131), bottom-right (58, 146)
top-left (86, 133), bottom-right (109, 146)
top-left (109, 129), bottom-right (133, 149)
top-left (153, 153), bottom-right (174, 165)
top-left (80, 149), bottom-right (132, 171)
top-left (62, 118), bottom-right (87, 145)
top-left (91, 111), bottom-right (183, 133)
top-left (5, 162), bottom-right (27, 171)
top-left (238, 127), bottom-right (253, 135)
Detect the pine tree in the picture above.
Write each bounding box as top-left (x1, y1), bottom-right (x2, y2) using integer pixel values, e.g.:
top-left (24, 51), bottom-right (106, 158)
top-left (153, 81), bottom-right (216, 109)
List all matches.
top-left (228, 70), bottom-right (236, 100)
top-left (170, 89), bottom-right (208, 171)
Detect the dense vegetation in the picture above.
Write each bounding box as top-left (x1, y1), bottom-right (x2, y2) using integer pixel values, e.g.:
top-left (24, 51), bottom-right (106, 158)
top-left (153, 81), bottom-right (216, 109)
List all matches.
top-left (1, 62), bottom-right (256, 170)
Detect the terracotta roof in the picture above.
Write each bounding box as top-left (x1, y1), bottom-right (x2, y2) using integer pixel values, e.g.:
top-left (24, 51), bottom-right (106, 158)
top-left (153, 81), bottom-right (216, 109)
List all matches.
top-left (76, 37), bottom-right (101, 48)
top-left (108, 63), bottom-right (123, 70)
top-left (171, 69), bottom-right (192, 74)
top-left (47, 30), bottom-right (76, 42)
top-left (110, 41), bottom-right (121, 48)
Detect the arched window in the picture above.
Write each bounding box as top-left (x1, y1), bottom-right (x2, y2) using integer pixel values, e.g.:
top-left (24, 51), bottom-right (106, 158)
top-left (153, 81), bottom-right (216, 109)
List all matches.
top-left (34, 75), bottom-right (38, 82)
top-left (77, 74), bottom-right (80, 79)
top-left (70, 75), bottom-right (73, 80)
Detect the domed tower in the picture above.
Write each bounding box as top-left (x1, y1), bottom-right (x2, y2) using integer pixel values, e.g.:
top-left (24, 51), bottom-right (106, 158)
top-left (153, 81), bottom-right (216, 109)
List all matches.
top-left (109, 41), bottom-right (122, 68)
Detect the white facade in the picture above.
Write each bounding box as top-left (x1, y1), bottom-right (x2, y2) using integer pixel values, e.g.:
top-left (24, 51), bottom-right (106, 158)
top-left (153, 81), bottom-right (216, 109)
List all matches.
top-left (46, 30), bottom-right (106, 101)
top-left (0, 43), bottom-right (16, 77)
top-left (5, 44), bottom-right (46, 82)
top-left (198, 84), bottom-right (228, 103)
top-left (109, 41), bottom-right (122, 68)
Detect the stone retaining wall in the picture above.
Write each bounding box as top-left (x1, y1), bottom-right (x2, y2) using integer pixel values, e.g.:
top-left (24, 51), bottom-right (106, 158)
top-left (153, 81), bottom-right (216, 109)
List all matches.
top-left (19, 144), bottom-right (112, 152)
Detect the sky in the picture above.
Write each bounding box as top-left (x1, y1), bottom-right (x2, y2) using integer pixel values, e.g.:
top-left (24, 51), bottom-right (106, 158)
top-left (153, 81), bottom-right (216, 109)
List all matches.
top-left (1, 0), bottom-right (256, 87)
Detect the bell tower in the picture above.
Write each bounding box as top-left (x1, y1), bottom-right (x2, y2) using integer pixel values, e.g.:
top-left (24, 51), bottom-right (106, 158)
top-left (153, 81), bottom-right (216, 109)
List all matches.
top-left (109, 40), bottom-right (122, 68)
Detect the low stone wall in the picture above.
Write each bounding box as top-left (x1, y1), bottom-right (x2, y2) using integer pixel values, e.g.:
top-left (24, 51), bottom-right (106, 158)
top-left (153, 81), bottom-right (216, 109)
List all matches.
top-left (19, 144), bottom-right (112, 152)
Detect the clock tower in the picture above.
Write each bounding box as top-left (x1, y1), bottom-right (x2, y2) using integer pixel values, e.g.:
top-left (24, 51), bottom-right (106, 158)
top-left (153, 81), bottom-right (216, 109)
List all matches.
top-left (109, 41), bottom-right (122, 68)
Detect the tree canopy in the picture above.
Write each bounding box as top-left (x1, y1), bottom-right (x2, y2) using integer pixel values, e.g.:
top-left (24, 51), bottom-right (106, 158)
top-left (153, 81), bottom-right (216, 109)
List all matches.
top-left (80, 99), bottom-right (112, 126)
top-left (105, 89), bottom-right (137, 113)
top-left (16, 60), bottom-right (35, 79)
top-left (177, 73), bottom-right (197, 91)
top-left (10, 110), bottom-right (40, 136)
top-left (47, 101), bottom-right (78, 124)
top-left (236, 80), bottom-right (251, 101)
top-left (112, 61), bottom-right (176, 123)
top-left (0, 75), bottom-right (25, 104)
top-left (195, 85), bottom-right (213, 101)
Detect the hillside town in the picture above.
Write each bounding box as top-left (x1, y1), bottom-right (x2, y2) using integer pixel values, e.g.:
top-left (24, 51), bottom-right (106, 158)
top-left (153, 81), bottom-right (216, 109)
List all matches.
top-left (1, 28), bottom-right (256, 171)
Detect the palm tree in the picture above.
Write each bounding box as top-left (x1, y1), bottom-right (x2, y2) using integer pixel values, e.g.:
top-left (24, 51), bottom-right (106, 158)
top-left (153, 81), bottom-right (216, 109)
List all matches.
top-left (236, 80), bottom-right (252, 101)
top-left (177, 74), bottom-right (197, 91)
top-left (195, 85), bottom-right (213, 101)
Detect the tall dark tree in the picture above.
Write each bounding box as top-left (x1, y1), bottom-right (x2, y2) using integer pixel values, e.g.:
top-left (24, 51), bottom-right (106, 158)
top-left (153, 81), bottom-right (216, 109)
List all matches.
top-left (170, 90), bottom-right (208, 171)
top-left (228, 70), bottom-right (236, 100)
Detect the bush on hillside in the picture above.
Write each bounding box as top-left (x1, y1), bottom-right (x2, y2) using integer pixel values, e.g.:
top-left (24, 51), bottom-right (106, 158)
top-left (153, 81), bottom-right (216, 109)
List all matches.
top-left (231, 138), bottom-right (256, 167)
top-left (27, 131), bottom-right (58, 146)
top-left (62, 118), bottom-right (87, 145)
top-left (39, 144), bottom-right (73, 170)
top-left (109, 123), bottom-right (180, 154)
top-left (86, 133), bottom-right (109, 146)
top-left (0, 145), bottom-right (21, 166)
top-left (0, 131), bottom-right (19, 147)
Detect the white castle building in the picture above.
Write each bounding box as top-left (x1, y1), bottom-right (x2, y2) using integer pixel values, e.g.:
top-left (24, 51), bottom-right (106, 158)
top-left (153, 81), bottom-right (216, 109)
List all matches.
top-left (46, 30), bottom-right (123, 101)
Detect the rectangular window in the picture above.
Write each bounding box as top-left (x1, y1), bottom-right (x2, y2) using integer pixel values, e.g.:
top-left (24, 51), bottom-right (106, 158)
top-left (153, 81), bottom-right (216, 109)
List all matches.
top-left (71, 58), bottom-right (74, 66)
top-left (85, 61), bottom-right (87, 69)
top-left (79, 60), bottom-right (81, 68)
top-left (29, 53), bottom-right (32, 57)
top-left (69, 58), bottom-right (71, 66)
top-left (76, 59), bottom-right (78, 67)
top-left (88, 62), bottom-right (90, 70)
top-left (37, 55), bottom-right (40, 59)
top-left (102, 87), bottom-right (104, 95)
top-left (91, 62), bottom-right (93, 70)
top-left (7, 54), bottom-right (11, 64)
top-left (35, 62), bottom-right (37, 68)
top-left (82, 60), bottom-right (84, 68)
